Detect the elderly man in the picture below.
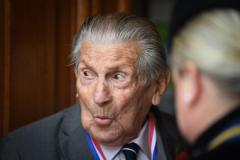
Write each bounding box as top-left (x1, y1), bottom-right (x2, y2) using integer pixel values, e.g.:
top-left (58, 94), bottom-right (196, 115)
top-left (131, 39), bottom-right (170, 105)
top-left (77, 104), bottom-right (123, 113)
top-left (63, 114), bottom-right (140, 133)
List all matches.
top-left (0, 13), bottom-right (181, 160)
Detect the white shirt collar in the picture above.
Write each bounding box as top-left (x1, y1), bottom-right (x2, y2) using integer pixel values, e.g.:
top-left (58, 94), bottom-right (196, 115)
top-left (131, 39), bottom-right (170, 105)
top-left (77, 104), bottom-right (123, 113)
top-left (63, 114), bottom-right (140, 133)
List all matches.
top-left (99, 119), bottom-right (150, 159)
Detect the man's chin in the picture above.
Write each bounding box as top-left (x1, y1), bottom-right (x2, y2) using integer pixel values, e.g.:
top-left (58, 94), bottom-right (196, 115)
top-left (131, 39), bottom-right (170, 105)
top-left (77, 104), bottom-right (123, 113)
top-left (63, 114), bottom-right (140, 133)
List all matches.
top-left (89, 127), bottom-right (124, 146)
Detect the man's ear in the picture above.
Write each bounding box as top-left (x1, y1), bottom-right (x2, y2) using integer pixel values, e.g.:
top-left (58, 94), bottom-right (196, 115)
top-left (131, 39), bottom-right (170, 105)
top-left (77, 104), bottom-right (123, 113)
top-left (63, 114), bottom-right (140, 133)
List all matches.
top-left (76, 93), bottom-right (79, 99)
top-left (152, 92), bottom-right (161, 105)
top-left (152, 71), bottom-right (170, 105)
top-left (181, 62), bottom-right (202, 107)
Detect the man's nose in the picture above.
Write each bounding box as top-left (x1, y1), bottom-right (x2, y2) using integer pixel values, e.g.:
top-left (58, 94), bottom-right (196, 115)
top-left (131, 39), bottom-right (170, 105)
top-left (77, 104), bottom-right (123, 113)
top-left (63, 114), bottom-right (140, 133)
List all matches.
top-left (93, 79), bottom-right (112, 105)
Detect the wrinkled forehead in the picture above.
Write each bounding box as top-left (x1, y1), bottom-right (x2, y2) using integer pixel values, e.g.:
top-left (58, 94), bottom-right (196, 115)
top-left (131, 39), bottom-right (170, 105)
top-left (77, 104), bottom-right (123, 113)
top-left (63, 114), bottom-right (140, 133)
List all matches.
top-left (79, 40), bottom-right (140, 62)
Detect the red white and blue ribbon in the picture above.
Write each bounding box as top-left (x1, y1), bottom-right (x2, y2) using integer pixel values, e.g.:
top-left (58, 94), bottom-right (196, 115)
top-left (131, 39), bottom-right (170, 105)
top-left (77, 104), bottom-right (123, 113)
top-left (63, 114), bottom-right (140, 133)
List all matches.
top-left (85, 113), bottom-right (158, 160)
top-left (148, 113), bottom-right (158, 160)
top-left (84, 131), bottom-right (106, 160)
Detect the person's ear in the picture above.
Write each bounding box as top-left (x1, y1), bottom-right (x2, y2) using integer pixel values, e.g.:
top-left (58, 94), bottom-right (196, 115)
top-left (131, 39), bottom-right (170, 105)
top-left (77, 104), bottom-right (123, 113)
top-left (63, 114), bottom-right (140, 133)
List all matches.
top-left (152, 71), bottom-right (170, 105)
top-left (76, 93), bottom-right (79, 99)
top-left (152, 92), bottom-right (161, 105)
top-left (181, 62), bottom-right (202, 107)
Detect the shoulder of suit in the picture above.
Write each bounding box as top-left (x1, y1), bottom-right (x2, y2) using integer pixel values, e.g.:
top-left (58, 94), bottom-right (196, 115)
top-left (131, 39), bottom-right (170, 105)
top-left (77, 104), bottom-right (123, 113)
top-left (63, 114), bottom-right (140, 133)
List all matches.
top-left (151, 106), bottom-right (176, 123)
top-left (151, 106), bottom-right (180, 141)
top-left (1, 103), bottom-right (80, 141)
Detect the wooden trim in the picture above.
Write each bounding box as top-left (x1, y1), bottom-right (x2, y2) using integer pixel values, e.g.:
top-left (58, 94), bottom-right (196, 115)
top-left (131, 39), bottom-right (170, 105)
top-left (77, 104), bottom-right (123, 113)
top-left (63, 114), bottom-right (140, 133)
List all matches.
top-left (1, 0), bottom-right (10, 136)
top-left (55, 0), bottom-right (76, 111)
top-left (117, 0), bottom-right (130, 12)
top-left (76, 0), bottom-right (91, 32)
top-left (91, 0), bottom-right (102, 16)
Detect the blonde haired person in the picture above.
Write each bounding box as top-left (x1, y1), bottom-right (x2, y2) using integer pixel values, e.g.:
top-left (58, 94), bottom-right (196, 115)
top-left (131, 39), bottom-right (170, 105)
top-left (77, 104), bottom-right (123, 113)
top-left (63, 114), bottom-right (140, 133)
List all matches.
top-left (169, 0), bottom-right (240, 159)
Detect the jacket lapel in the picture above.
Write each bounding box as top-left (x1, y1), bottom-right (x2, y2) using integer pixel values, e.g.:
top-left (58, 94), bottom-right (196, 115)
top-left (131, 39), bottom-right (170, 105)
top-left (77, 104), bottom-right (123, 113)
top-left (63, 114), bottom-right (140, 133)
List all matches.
top-left (58, 104), bottom-right (95, 160)
top-left (151, 106), bottom-right (179, 160)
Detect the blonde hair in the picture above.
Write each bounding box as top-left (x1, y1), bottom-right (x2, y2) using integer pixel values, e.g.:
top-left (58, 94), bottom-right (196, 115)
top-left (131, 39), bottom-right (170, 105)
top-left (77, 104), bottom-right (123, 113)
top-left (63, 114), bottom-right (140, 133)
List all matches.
top-left (173, 9), bottom-right (240, 94)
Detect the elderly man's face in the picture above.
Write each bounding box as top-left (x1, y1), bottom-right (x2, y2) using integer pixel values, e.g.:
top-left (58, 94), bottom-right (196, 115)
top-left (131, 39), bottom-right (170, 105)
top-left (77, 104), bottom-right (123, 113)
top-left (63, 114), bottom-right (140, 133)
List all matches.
top-left (76, 41), bottom-right (158, 146)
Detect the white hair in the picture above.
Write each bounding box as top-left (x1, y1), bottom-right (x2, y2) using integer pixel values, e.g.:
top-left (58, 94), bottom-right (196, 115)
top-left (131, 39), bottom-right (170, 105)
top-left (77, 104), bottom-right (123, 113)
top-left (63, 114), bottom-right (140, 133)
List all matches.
top-left (71, 13), bottom-right (168, 85)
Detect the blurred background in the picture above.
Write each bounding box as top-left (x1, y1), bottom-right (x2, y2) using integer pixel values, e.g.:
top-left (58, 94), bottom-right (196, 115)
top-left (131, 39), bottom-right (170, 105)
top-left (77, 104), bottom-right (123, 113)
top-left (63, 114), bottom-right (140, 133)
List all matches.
top-left (0, 0), bottom-right (175, 137)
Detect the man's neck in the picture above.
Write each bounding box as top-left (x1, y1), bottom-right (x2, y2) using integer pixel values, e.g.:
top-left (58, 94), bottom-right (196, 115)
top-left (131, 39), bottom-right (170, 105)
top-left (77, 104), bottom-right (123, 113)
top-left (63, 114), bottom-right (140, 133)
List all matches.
top-left (97, 119), bottom-right (150, 159)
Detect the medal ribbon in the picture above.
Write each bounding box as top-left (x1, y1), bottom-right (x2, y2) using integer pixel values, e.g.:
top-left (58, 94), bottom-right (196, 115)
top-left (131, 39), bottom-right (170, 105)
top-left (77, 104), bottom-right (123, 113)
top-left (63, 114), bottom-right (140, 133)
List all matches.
top-left (148, 113), bottom-right (158, 160)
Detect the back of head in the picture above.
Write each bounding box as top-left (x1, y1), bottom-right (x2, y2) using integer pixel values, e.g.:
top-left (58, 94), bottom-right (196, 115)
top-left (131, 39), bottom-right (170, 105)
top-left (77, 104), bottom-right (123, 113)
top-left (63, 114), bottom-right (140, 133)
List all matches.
top-left (173, 9), bottom-right (240, 96)
top-left (169, 0), bottom-right (240, 96)
top-left (168, 0), bottom-right (240, 49)
top-left (169, 0), bottom-right (240, 146)
top-left (71, 13), bottom-right (168, 85)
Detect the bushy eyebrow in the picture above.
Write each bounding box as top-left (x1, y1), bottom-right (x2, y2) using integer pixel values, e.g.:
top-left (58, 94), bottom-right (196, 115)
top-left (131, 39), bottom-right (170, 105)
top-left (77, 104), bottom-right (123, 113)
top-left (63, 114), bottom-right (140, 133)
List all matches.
top-left (78, 59), bottom-right (96, 72)
top-left (79, 58), bottom-right (134, 73)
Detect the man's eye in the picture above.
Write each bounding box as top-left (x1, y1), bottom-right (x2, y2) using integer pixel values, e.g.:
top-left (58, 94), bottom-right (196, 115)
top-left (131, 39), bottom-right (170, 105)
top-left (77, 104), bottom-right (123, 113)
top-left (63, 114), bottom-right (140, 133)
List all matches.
top-left (113, 73), bottom-right (125, 81)
top-left (82, 70), bottom-right (94, 78)
top-left (83, 71), bottom-right (90, 76)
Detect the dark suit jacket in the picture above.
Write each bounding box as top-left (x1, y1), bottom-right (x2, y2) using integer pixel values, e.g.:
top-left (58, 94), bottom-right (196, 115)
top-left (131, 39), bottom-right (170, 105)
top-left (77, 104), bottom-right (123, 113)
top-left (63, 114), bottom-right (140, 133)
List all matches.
top-left (187, 107), bottom-right (240, 160)
top-left (0, 104), bottom-right (182, 160)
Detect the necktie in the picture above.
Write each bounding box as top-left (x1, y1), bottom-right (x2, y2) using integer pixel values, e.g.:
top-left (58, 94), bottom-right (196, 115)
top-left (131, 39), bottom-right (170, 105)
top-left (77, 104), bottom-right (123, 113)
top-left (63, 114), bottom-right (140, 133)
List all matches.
top-left (121, 142), bottom-right (140, 160)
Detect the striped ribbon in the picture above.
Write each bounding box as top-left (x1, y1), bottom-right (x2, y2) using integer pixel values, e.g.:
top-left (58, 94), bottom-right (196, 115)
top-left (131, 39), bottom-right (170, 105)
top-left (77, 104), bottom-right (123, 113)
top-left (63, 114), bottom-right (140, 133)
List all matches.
top-left (148, 113), bottom-right (158, 160)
